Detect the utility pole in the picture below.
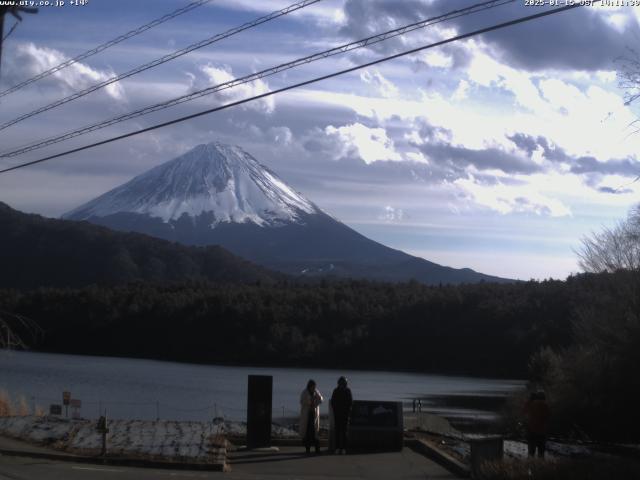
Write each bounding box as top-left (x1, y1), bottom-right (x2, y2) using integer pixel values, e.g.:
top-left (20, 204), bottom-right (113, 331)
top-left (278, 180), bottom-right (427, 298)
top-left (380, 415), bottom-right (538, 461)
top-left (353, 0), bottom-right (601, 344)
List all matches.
top-left (0, 6), bottom-right (38, 79)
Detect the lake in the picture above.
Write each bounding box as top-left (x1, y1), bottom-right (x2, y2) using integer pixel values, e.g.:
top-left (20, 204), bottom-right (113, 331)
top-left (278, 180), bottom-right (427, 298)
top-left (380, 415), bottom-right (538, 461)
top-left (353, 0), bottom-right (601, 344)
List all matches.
top-left (1, 350), bottom-right (523, 424)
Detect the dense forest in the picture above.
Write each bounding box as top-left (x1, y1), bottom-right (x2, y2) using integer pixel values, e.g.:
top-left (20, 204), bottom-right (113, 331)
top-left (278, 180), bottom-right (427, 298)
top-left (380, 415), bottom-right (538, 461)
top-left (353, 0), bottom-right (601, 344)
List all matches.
top-left (0, 275), bottom-right (595, 376)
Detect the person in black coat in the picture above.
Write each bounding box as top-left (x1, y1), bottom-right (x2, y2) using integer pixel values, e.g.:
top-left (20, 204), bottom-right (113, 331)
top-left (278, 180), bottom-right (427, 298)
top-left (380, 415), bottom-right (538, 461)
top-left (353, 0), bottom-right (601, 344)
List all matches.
top-left (330, 376), bottom-right (353, 454)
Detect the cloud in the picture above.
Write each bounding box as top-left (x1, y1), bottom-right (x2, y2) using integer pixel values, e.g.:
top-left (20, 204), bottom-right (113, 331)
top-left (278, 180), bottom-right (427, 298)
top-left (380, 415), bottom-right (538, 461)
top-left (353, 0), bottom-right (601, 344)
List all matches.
top-left (416, 141), bottom-right (542, 175)
top-left (338, 1), bottom-right (638, 72)
top-left (598, 186), bottom-right (633, 195)
top-left (455, 176), bottom-right (571, 217)
top-left (3, 43), bottom-right (126, 101)
top-left (475, 4), bottom-right (639, 72)
top-left (323, 122), bottom-right (402, 164)
top-left (338, 0), bottom-right (471, 68)
top-left (190, 63), bottom-right (275, 114)
top-left (507, 132), bottom-right (640, 178)
top-left (360, 69), bottom-right (399, 98)
top-left (212, 0), bottom-right (347, 26)
top-left (379, 205), bottom-right (405, 222)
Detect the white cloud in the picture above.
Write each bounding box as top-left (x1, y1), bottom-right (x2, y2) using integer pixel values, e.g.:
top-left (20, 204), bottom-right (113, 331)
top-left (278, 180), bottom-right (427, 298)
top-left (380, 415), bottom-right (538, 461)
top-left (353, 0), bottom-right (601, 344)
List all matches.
top-left (455, 176), bottom-right (572, 218)
top-left (197, 64), bottom-right (275, 114)
top-left (451, 79), bottom-right (469, 102)
top-left (420, 50), bottom-right (453, 69)
top-left (14, 43), bottom-right (125, 101)
top-left (324, 122), bottom-right (401, 164)
top-left (212, 0), bottom-right (346, 25)
top-left (360, 69), bottom-right (398, 98)
top-left (379, 205), bottom-right (405, 222)
top-left (268, 126), bottom-right (293, 145)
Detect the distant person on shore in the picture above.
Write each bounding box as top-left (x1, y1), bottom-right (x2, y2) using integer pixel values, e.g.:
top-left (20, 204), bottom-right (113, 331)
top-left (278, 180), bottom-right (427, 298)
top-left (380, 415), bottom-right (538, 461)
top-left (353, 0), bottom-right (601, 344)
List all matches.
top-left (300, 379), bottom-right (323, 454)
top-left (524, 390), bottom-right (551, 458)
top-left (330, 376), bottom-right (353, 455)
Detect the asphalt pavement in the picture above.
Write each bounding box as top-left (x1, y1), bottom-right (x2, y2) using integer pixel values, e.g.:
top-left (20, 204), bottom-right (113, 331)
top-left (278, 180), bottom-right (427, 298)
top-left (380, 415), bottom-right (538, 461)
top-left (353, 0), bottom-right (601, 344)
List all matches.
top-left (0, 445), bottom-right (458, 479)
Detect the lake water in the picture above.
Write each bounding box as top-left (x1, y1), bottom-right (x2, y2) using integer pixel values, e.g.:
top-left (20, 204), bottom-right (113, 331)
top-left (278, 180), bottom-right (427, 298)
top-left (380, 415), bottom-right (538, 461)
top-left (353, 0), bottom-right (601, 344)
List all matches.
top-left (1, 350), bottom-right (523, 423)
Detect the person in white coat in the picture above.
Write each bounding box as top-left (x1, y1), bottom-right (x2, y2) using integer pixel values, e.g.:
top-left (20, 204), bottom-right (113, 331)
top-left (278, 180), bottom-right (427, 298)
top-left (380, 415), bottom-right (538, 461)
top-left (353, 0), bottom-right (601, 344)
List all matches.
top-left (299, 379), bottom-right (323, 453)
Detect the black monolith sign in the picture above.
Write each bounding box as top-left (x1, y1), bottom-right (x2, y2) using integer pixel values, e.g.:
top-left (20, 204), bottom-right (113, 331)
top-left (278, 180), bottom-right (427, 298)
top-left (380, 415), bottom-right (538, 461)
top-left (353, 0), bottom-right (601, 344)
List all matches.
top-left (247, 375), bottom-right (273, 449)
top-left (348, 400), bottom-right (404, 451)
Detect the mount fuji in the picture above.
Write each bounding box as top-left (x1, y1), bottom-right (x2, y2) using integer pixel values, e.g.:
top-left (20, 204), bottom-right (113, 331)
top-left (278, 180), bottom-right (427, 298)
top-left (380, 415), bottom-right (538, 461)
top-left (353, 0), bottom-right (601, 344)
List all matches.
top-left (64, 142), bottom-right (507, 284)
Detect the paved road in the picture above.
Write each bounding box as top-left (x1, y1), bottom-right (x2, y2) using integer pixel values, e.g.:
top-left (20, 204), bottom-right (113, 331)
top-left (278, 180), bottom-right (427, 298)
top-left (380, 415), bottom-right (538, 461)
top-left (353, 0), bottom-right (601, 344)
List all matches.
top-left (0, 447), bottom-right (457, 479)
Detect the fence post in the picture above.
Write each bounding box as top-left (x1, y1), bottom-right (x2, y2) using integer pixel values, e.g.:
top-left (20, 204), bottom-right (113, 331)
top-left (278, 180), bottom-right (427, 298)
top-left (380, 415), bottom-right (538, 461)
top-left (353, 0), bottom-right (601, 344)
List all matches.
top-left (156, 401), bottom-right (160, 421)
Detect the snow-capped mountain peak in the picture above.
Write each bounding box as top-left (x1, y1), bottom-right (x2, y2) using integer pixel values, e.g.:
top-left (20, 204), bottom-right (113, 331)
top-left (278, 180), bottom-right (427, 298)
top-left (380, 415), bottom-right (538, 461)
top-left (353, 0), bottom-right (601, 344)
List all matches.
top-left (64, 142), bottom-right (318, 226)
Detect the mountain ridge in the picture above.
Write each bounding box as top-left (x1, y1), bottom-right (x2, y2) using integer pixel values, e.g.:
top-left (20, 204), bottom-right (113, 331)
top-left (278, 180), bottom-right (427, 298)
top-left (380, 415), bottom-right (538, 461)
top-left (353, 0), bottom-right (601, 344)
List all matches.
top-left (64, 142), bottom-right (318, 226)
top-left (64, 142), bottom-right (511, 285)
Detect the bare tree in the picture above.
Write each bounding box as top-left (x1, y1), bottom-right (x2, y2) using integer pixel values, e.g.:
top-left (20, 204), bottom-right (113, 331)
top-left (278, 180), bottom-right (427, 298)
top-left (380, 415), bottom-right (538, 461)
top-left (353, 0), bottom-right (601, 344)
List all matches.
top-left (576, 205), bottom-right (640, 273)
top-left (617, 48), bottom-right (640, 108)
top-left (0, 311), bottom-right (43, 350)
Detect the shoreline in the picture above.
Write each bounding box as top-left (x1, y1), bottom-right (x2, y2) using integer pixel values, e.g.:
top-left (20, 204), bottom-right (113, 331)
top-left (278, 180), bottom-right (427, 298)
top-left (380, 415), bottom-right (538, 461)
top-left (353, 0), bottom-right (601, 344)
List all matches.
top-left (2, 348), bottom-right (527, 383)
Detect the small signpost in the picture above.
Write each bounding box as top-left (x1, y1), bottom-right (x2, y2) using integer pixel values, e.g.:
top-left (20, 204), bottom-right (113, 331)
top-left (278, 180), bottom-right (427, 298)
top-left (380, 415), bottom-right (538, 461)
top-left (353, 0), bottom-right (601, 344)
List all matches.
top-left (97, 413), bottom-right (109, 456)
top-left (62, 391), bottom-right (71, 417)
top-left (70, 398), bottom-right (81, 419)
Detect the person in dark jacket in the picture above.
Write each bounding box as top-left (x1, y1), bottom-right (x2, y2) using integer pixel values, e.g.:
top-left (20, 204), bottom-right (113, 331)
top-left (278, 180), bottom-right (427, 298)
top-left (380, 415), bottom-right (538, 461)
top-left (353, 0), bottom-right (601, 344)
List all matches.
top-left (330, 376), bottom-right (353, 454)
top-left (524, 390), bottom-right (551, 458)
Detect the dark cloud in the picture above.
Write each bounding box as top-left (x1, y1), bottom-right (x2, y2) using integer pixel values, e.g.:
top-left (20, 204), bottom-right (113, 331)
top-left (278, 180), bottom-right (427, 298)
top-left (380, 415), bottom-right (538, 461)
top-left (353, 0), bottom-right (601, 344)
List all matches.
top-left (598, 186), bottom-right (633, 195)
top-left (339, 0), bottom-right (637, 72)
top-left (475, 4), bottom-right (636, 72)
top-left (508, 133), bottom-right (570, 163)
top-left (339, 0), bottom-right (473, 68)
top-left (571, 155), bottom-right (640, 177)
top-left (508, 132), bottom-right (640, 180)
top-left (416, 141), bottom-right (542, 174)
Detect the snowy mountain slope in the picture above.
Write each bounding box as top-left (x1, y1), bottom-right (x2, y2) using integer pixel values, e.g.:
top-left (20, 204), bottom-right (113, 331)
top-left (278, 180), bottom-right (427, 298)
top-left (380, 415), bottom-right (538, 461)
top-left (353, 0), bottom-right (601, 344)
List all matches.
top-left (64, 142), bottom-right (317, 226)
top-left (64, 142), bottom-right (510, 285)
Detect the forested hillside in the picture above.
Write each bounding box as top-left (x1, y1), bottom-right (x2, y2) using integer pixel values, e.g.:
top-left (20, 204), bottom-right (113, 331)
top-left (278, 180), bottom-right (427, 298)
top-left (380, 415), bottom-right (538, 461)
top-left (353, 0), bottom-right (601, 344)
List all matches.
top-left (1, 276), bottom-right (581, 377)
top-left (0, 202), bottom-right (279, 288)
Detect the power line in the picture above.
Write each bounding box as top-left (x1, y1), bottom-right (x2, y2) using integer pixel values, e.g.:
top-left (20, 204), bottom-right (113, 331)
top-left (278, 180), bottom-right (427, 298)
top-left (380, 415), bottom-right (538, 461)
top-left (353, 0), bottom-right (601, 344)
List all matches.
top-left (2, 20), bottom-right (19, 42)
top-left (0, 0), bottom-right (514, 158)
top-left (0, 0), bottom-right (212, 99)
top-left (0, 2), bottom-right (590, 176)
top-left (0, 0), bottom-right (323, 133)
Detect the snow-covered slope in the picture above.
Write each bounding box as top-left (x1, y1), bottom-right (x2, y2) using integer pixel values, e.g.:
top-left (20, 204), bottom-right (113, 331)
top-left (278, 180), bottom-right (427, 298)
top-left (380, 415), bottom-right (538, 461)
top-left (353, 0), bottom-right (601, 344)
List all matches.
top-left (64, 142), bottom-right (317, 226)
top-left (63, 142), bottom-right (510, 285)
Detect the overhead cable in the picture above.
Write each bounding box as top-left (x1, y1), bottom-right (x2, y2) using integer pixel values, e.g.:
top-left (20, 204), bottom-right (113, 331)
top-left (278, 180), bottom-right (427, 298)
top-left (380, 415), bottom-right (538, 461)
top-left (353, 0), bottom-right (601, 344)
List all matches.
top-left (0, 0), bottom-right (323, 132)
top-left (0, 0), bottom-right (513, 158)
top-left (0, 2), bottom-right (590, 175)
top-left (0, 0), bottom-right (212, 99)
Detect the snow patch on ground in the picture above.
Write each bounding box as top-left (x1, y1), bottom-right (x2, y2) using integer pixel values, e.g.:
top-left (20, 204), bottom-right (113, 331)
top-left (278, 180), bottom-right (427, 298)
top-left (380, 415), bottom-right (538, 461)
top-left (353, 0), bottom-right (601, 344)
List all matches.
top-left (442, 436), bottom-right (594, 462)
top-left (216, 418), bottom-right (298, 439)
top-left (0, 416), bottom-right (228, 463)
top-left (0, 416), bottom-right (298, 462)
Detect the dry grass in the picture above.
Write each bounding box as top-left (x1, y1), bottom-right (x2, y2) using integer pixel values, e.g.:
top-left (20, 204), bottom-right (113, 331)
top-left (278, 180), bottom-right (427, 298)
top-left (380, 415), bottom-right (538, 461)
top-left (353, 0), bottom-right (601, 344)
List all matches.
top-left (0, 390), bottom-right (43, 417)
top-left (478, 457), bottom-right (640, 480)
top-left (16, 395), bottom-right (29, 416)
top-left (0, 389), bottom-right (13, 416)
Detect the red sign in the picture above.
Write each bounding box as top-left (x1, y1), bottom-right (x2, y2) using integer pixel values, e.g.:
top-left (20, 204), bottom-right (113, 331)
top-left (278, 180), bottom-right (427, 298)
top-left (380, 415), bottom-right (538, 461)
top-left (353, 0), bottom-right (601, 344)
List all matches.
top-left (70, 399), bottom-right (81, 408)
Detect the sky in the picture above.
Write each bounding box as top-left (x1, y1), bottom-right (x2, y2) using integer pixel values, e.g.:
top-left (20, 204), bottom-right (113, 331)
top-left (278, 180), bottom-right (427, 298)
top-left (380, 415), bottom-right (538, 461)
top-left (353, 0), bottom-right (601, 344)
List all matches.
top-left (1, 0), bottom-right (640, 280)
